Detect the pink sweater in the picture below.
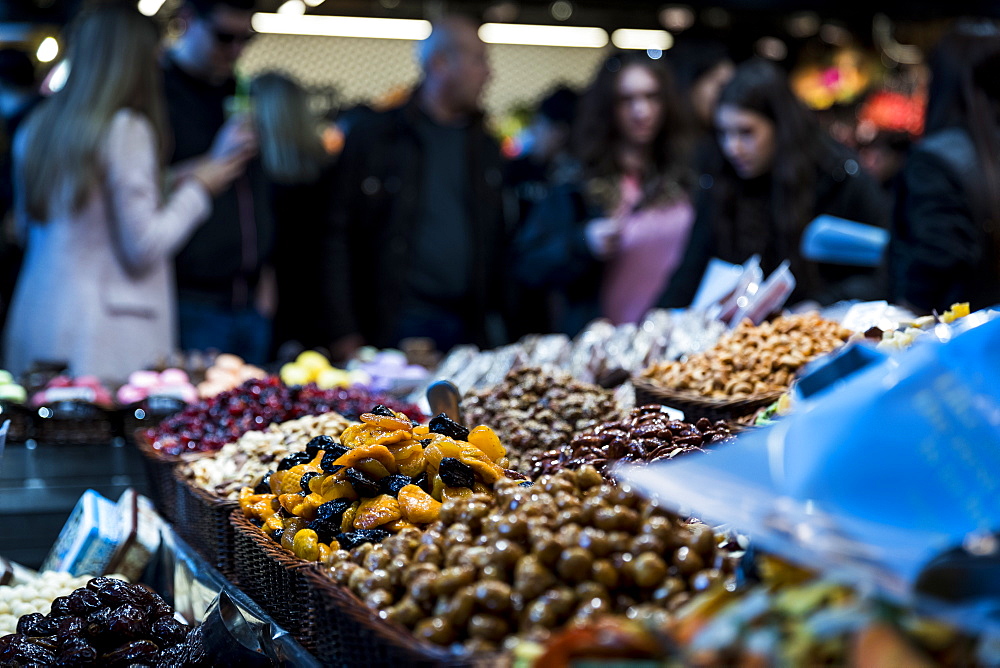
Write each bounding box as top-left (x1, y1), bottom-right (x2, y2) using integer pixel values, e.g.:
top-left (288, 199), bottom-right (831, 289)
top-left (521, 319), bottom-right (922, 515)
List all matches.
top-left (3, 109), bottom-right (211, 382)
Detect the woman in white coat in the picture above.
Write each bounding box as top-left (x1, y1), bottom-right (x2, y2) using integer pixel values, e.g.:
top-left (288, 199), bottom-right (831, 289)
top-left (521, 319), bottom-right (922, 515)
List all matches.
top-left (3, 4), bottom-right (253, 381)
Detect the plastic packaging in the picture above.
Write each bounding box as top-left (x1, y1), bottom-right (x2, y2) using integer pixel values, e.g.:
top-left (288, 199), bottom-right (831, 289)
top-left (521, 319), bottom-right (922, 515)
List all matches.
top-left (801, 214), bottom-right (889, 267)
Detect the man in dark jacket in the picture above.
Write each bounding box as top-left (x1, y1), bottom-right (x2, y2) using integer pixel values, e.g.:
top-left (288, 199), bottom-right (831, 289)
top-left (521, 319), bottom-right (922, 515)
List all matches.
top-left (164, 0), bottom-right (275, 363)
top-left (326, 16), bottom-right (506, 357)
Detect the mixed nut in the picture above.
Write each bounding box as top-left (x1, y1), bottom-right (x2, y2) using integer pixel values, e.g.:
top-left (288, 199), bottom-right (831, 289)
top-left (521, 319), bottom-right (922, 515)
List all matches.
top-left (641, 313), bottom-right (851, 399)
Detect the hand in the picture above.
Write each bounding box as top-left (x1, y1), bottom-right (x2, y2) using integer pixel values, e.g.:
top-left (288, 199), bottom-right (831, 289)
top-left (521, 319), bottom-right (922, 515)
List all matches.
top-left (189, 153), bottom-right (250, 196)
top-left (211, 114), bottom-right (258, 161)
top-left (584, 217), bottom-right (621, 260)
top-left (329, 334), bottom-right (365, 364)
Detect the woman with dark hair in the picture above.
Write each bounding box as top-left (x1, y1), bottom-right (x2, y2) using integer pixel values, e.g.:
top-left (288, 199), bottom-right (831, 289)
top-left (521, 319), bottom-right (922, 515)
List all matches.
top-left (666, 58), bottom-right (889, 306)
top-left (511, 51), bottom-right (694, 335)
top-left (890, 20), bottom-right (1000, 311)
top-left (3, 4), bottom-right (251, 379)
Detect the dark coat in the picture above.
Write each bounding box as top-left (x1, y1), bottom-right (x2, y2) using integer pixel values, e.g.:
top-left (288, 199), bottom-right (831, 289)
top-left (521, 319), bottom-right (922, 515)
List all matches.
top-left (889, 127), bottom-right (1000, 312)
top-left (663, 153), bottom-right (890, 307)
top-left (324, 97), bottom-right (507, 348)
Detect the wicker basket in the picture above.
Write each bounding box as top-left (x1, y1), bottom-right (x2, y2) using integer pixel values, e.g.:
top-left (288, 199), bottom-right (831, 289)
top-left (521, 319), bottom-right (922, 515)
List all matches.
top-left (302, 566), bottom-right (501, 667)
top-left (133, 432), bottom-right (181, 521)
top-left (0, 401), bottom-right (33, 442)
top-left (230, 510), bottom-right (320, 651)
top-left (172, 469), bottom-right (239, 579)
top-left (32, 401), bottom-right (118, 445)
top-left (632, 377), bottom-right (783, 422)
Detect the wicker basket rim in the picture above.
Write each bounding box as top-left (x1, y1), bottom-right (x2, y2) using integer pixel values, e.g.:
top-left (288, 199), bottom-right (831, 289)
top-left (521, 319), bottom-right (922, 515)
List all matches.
top-left (229, 510), bottom-right (502, 664)
top-left (631, 376), bottom-right (784, 408)
top-left (172, 466), bottom-right (241, 509)
top-left (133, 428), bottom-right (215, 464)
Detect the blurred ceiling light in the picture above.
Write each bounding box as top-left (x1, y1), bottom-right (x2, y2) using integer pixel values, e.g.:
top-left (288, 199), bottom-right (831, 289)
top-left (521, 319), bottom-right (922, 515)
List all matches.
top-left (550, 0), bottom-right (573, 21)
top-left (819, 23), bottom-right (850, 46)
top-left (251, 14), bottom-right (432, 40)
top-left (276, 0), bottom-right (306, 15)
top-left (647, 48), bottom-right (663, 59)
top-left (659, 6), bottom-right (694, 32)
top-left (137, 0), bottom-right (166, 17)
top-left (755, 36), bottom-right (787, 61)
top-left (479, 23), bottom-right (608, 48)
top-left (36, 36), bottom-right (59, 63)
top-left (701, 7), bottom-right (730, 29)
top-left (785, 12), bottom-right (819, 38)
top-left (303, 0), bottom-right (325, 7)
top-left (612, 28), bottom-right (673, 51)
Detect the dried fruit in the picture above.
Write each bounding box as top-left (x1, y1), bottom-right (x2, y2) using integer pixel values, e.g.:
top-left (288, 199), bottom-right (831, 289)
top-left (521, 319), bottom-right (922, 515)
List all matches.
top-left (354, 495), bottom-right (402, 530)
top-left (438, 458), bottom-right (475, 488)
top-left (305, 434), bottom-right (336, 457)
top-left (378, 474), bottom-right (413, 497)
top-left (397, 484), bottom-right (443, 524)
top-left (429, 413), bottom-right (470, 441)
top-left (335, 529), bottom-right (391, 550)
top-left (346, 467), bottom-right (380, 498)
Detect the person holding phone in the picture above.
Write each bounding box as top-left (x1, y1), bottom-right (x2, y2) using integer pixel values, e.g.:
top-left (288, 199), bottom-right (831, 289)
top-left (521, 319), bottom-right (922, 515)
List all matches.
top-left (164, 0), bottom-right (275, 364)
top-left (2, 5), bottom-right (251, 379)
top-left (511, 51), bottom-right (695, 335)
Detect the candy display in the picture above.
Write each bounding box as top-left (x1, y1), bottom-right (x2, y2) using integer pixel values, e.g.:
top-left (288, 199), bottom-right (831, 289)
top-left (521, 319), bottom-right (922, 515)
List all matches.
top-left (531, 405), bottom-right (735, 479)
top-left (31, 375), bottom-right (115, 408)
top-left (641, 313), bottom-right (852, 399)
top-left (147, 378), bottom-right (422, 456)
top-left (279, 350), bottom-right (370, 391)
top-left (0, 370), bottom-right (26, 404)
top-left (117, 369), bottom-right (198, 406)
top-left (183, 411), bottom-right (354, 500)
top-left (196, 354), bottom-right (266, 399)
top-left (460, 367), bottom-right (623, 472)
top-left (239, 407), bottom-right (513, 560)
top-left (322, 468), bottom-right (742, 653)
top-left (0, 576), bottom-right (205, 666)
top-left (347, 348), bottom-right (430, 394)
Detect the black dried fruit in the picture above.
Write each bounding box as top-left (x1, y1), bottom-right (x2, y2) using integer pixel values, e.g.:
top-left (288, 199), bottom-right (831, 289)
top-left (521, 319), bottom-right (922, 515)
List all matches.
top-left (346, 467), bottom-right (379, 497)
top-left (411, 472), bottom-right (431, 494)
top-left (307, 519), bottom-right (338, 544)
top-left (277, 451), bottom-right (312, 471)
top-left (315, 498), bottom-right (351, 523)
top-left (334, 529), bottom-right (391, 550)
top-left (321, 446), bottom-right (350, 472)
top-left (306, 434), bottom-right (336, 457)
top-left (66, 589), bottom-right (103, 616)
top-left (100, 639), bottom-right (159, 667)
top-left (86, 577), bottom-right (143, 606)
top-left (438, 457), bottom-right (475, 488)
top-left (49, 595), bottom-right (74, 617)
top-left (150, 615), bottom-right (187, 646)
top-left (419, 439), bottom-right (432, 446)
top-left (86, 606), bottom-right (114, 634)
top-left (272, 528), bottom-right (284, 543)
top-left (371, 404), bottom-right (395, 417)
top-left (145, 593), bottom-right (173, 620)
top-left (16, 613), bottom-right (49, 637)
top-left (107, 604), bottom-right (146, 639)
top-left (378, 474), bottom-right (412, 497)
top-left (2, 637), bottom-right (55, 664)
top-left (300, 471), bottom-right (321, 494)
top-left (54, 636), bottom-right (98, 666)
top-left (254, 470), bottom-right (274, 494)
top-left (429, 413), bottom-right (469, 441)
top-left (55, 616), bottom-right (85, 639)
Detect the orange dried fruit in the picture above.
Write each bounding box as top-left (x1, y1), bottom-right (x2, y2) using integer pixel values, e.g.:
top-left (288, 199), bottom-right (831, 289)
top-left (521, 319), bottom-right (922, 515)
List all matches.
top-left (353, 457), bottom-right (391, 480)
top-left (397, 451), bottom-right (427, 478)
top-left (441, 486), bottom-right (475, 503)
top-left (320, 478), bottom-right (358, 502)
top-left (292, 528), bottom-right (320, 561)
top-left (331, 444), bottom-right (398, 473)
top-left (354, 494), bottom-right (402, 529)
top-left (467, 426), bottom-right (505, 462)
top-left (340, 422), bottom-right (410, 449)
top-left (341, 501), bottom-right (360, 534)
top-left (360, 413), bottom-right (413, 431)
top-left (397, 485), bottom-right (443, 524)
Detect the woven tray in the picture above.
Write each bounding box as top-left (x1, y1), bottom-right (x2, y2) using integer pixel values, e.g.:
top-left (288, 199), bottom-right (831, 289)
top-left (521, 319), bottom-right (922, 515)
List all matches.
top-left (172, 469), bottom-right (239, 579)
top-left (120, 397), bottom-right (187, 444)
top-left (133, 432), bottom-right (181, 521)
top-left (230, 510), bottom-right (320, 651)
top-left (632, 377), bottom-right (783, 422)
top-left (32, 401), bottom-right (118, 445)
top-left (0, 401), bottom-right (33, 442)
top-left (302, 566), bottom-right (500, 667)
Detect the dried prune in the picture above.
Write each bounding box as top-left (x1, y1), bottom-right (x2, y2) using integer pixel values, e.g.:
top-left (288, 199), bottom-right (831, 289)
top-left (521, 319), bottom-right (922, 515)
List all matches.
top-left (85, 607), bottom-right (115, 639)
top-left (16, 613), bottom-right (51, 637)
top-left (86, 577), bottom-right (143, 606)
top-left (321, 446), bottom-right (350, 472)
top-left (54, 636), bottom-right (98, 666)
top-left (50, 595), bottom-right (74, 617)
top-left (316, 498), bottom-right (351, 523)
top-left (346, 467), bottom-right (379, 497)
top-left (429, 413), bottom-right (469, 441)
top-left (272, 528), bottom-right (284, 543)
top-left (438, 458), bottom-right (475, 488)
top-left (334, 529), bottom-right (391, 550)
top-left (254, 470), bottom-right (274, 494)
top-left (300, 471), bottom-right (321, 494)
top-left (100, 639), bottom-right (159, 667)
top-left (107, 604), bottom-right (146, 639)
top-left (2, 636), bottom-right (55, 664)
top-left (150, 616), bottom-right (187, 646)
top-left (306, 434), bottom-right (337, 457)
top-left (411, 472), bottom-right (431, 494)
top-left (66, 589), bottom-right (104, 616)
top-left (56, 616), bottom-right (85, 639)
top-left (277, 451), bottom-right (312, 471)
top-left (378, 474), bottom-right (412, 497)
top-left (371, 404), bottom-right (396, 417)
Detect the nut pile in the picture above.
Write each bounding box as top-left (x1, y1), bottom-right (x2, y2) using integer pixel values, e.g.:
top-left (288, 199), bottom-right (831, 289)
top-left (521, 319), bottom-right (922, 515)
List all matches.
top-left (460, 367), bottom-right (622, 472)
top-left (0, 577), bottom-right (204, 667)
top-left (641, 314), bottom-right (851, 399)
top-left (531, 405), bottom-right (734, 478)
top-left (240, 408), bottom-right (514, 562)
top-left (324, 468), bottom-right (742, 653)
top-left (183, 411), bottom-right (354, 500)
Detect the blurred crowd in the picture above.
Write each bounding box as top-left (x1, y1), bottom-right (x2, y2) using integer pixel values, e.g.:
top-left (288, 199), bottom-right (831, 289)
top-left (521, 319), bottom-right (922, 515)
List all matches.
top-left (0, 0), bottom-right (998, 382)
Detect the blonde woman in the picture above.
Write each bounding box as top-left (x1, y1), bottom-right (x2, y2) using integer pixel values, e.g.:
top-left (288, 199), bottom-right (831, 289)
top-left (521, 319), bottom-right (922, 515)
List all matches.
top-left (250, 72), bottom-right (334, 354)
top-left (3, 4), bottom-right (252, 380)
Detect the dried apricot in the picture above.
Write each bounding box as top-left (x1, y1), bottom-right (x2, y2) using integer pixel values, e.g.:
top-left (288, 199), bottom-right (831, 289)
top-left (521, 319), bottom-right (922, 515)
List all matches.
top-left (331, 444), bottom-right (398, 473)
top-left (340, 423), bottom-right (410, 449)
top-left (360, 413), bottom-right (413, 431)
top-left (292, 528), bottom-right (320, 561)
top-left (354, 494), bottom-right (402, 529)
top-left (341, 501), bottom-right (360, 534)
top-left (398, 484), bottom-right (443, 524)
top-left (467, 426), bottom-right (505, 462)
